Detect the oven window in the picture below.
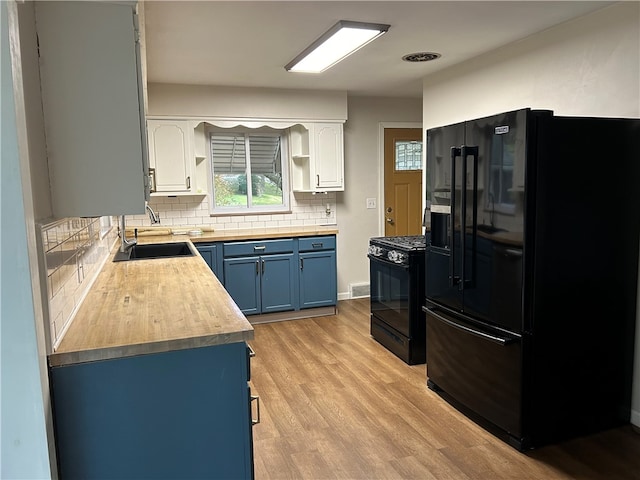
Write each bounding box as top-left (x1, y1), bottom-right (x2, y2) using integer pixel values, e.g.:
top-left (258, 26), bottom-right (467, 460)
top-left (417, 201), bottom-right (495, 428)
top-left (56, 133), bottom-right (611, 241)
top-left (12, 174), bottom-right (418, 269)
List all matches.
top-left (370, 258), bottom-right (410, 336)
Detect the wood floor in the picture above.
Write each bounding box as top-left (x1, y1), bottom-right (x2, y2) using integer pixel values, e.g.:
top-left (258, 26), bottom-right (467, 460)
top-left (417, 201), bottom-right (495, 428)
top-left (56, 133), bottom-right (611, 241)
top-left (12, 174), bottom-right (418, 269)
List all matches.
top-left (249, 298), bottom-right (640, 480)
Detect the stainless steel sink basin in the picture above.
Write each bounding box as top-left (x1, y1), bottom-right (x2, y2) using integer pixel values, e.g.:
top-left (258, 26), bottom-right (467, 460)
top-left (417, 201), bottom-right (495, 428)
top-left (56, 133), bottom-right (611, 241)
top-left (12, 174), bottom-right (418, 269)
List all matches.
top-left (113, 242), bottom-right (195, 262)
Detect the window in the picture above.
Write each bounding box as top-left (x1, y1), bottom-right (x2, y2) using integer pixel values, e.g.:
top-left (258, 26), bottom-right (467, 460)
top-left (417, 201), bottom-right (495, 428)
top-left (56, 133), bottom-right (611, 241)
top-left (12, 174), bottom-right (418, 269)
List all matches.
top-left (209, 127), bottom-right (289, 214)
top-left (394, 140), bottom-right (422, 171)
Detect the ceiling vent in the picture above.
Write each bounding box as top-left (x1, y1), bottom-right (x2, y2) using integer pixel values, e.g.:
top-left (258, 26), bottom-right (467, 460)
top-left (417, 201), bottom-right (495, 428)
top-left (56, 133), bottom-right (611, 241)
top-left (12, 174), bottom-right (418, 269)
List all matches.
top-left (402, 52), bottom-right (441, 63)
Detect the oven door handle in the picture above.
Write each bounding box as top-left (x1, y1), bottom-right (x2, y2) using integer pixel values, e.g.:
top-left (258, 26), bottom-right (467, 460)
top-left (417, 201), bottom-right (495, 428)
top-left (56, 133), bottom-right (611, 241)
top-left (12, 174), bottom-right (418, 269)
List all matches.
top-left (426, 307), bottom-right (516, 346)
top-left (367, 254), bottom-right (410, 270)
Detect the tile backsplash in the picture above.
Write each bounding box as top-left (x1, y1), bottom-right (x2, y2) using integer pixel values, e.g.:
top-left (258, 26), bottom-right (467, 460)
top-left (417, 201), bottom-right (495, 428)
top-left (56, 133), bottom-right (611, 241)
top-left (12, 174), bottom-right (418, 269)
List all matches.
top-left (124, 192), bottom-right (337, 229)
top-left (39, 193), bottom-right (334, 349)
top-left (40, 217), bottom-right (118, 349)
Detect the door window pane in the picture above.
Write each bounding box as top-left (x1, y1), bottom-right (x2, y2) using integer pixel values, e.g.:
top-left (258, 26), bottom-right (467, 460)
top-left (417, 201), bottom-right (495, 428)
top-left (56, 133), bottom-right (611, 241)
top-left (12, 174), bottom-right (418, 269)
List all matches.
top-left (395, 141), bottom-right (422, 171)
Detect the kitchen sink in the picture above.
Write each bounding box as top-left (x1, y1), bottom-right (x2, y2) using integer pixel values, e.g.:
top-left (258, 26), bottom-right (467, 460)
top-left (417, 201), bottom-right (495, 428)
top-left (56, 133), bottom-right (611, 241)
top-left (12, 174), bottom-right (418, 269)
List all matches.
top-left (113, 242), bottom-right (195, 262)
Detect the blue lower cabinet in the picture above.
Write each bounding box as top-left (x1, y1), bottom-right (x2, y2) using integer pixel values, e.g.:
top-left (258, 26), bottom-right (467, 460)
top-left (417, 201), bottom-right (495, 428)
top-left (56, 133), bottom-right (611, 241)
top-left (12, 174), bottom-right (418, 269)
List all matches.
top-left (195, 242), bottom-right (223, 282)
top-left (299, 236), bottom-right (337, 309)
top-left (224, 256), bottom-right (262, 315)
top-left (222, 236), bottom-right (336, 316)
top-left (50, 343), bottom-right (254, 479)
top-left (261, 254), bottom-right (297, 313)
top-left (299, 250), bottom-right (337, 308)
top-left (224, 253), bottom-right (296, 315)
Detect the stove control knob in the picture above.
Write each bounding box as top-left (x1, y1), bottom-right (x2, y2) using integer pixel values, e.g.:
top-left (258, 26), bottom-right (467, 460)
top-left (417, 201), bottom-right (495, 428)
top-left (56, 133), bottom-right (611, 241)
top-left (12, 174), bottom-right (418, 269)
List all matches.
top-left (387, 250), bottom-right (407, 263)
top-left (368, 245), bottom-right (383, 256)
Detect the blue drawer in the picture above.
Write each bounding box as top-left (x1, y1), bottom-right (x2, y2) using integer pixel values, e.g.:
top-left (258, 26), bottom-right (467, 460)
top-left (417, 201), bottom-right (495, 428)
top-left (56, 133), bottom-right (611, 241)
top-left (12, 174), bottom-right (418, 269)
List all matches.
top-left (223, 239), bottom-right (294, 257)
top-left (299, 236), bottom-right (335, 252)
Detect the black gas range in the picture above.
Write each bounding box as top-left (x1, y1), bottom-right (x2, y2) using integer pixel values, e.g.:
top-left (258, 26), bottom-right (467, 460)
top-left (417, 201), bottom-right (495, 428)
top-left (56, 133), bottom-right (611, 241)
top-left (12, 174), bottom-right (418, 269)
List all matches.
top-left (367, 235), bottom-right (426, 364)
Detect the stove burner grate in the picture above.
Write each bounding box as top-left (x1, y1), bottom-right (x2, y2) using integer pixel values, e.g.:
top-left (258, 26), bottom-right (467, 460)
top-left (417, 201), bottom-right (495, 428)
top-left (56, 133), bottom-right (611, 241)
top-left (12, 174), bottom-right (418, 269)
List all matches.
top-left (369, 235), bottom-right (426, 251)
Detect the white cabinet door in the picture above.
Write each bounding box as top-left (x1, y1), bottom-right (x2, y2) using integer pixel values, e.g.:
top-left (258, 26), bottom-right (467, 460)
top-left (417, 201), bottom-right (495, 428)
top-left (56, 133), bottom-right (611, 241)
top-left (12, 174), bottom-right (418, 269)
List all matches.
top-left (290, 122), bottom-right (344, 192)
top-left (147, 120), bottom-right (194, 193)
top-left (312, 123), bottom-right (344, 190)
top-left (35, 1), bottom-right (148, 217)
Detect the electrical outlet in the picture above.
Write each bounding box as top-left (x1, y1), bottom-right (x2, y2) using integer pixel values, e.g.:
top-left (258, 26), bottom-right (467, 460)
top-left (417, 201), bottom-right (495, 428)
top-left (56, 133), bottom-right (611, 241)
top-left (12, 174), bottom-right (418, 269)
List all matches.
top-left (366, 198), bottom-right (376, 209)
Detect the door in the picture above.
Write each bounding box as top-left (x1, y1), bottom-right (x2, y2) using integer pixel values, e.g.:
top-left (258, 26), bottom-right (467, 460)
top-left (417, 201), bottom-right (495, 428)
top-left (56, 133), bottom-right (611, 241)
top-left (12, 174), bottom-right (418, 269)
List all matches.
top-left (425, 122), bottom-right (465, 312)
top-left (369, 255), bottom-right (411, 336)
top-left (260, 253), bottom-right (296, 313)
top-left (299, 250), bottom-right (337, 308)
top-left (147, 120), bottom-right (193, 192)
top-left (426, 306), bottom-right (523, 440)
top-left (314, 123), bottom-right (344, 190)
top-left (463, 109), bottom-right (527, 328)
top-left (384, 128), bottom-right (423, 236)
top-left (224, 256), bottom-right (261, 314)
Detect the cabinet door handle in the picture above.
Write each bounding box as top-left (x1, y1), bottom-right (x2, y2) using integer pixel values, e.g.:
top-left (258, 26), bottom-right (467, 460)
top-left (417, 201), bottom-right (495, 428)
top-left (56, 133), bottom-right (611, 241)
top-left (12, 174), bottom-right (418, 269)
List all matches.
top-left (186, 176), bottom-right (191, 189)
top-left (316, 174), bottom-right (320, 187)
top-left (262, 259), bottom-right (265, 274)
top-left (247, 344), bottom-right (256, 358)
top-left (149, 167), bottom-right (156, 193)
top-left (255, 260), bottom-right (259, 275)
top-left (251, 395), bottom-right (261, 425)
top-left (300, 258), bottom-right (304, 270)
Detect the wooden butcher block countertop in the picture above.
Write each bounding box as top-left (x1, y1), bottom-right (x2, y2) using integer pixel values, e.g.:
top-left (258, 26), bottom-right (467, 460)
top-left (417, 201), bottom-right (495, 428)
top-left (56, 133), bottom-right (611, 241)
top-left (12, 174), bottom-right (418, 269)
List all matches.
top-left (49, 236), bottom-right (251, 367)
top-left (128, 224), bottom-right (340, 242)
top-left (49, 225), bottom-right (339, 367)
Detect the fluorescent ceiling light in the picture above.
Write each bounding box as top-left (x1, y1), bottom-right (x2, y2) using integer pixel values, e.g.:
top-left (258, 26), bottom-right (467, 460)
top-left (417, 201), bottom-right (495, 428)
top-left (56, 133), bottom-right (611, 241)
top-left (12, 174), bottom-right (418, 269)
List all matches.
top-left (285, 20), bottom-right (390, 73)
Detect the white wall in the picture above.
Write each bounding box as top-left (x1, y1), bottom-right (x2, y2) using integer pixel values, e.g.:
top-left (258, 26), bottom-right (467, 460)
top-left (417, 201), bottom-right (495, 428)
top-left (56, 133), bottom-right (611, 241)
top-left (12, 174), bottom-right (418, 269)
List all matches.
top-left (421, 2), bottom-right (640, 426)
top-left (422, 2), bottom-right (639, 127)
top-left (147, 83), bottom-right (347, 121)
top-left (338, 96), bottom-right (422, 297)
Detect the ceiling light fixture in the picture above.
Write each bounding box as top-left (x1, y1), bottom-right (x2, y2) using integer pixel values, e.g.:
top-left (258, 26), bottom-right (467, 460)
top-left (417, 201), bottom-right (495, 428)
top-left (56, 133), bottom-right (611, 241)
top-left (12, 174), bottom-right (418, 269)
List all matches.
top-left (285, 20), bottom-right (390, 73)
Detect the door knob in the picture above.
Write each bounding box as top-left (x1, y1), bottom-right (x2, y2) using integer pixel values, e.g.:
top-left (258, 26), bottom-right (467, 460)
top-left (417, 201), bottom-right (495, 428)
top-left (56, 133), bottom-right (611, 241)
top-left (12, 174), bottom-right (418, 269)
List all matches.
top-left (386, 218), bottom-right (394, 224)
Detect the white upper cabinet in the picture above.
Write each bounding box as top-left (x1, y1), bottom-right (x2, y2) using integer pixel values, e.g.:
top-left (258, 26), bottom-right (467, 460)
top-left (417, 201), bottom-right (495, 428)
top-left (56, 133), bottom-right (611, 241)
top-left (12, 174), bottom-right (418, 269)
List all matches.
top-left (147, 119), bottom-right (195, 194)
top-left (290, 122), bottom-right (344, 192)
top-left (35, 1), bottom-right (149, 217)
top-left (313, 123), bottom-right (344, 190)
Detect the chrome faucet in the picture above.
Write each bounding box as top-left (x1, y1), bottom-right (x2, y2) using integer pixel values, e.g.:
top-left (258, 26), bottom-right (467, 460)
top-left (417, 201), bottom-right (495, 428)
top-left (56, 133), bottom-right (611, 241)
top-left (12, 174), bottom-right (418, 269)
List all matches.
top-left (146, 203), bottom-right (160, 224)
top-left (119, 215), bottom-right (137, 253)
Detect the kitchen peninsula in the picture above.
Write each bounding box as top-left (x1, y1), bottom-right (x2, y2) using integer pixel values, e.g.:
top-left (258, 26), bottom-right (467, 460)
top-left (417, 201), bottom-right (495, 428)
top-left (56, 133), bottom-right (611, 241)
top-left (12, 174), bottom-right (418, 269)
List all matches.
top-left (48, 225), bottom-right (337, 479)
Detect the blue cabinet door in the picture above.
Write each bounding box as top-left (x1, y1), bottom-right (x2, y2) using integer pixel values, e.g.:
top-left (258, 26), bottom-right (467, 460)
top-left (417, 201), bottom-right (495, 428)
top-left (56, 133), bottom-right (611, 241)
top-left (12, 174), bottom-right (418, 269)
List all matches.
top-left (224, 256), bottom-right (261, 315)
top-left (195, 243), bottom-right (223, 282)
top-left (261, 253), bottom-right (297, 313)
top-left (50, 343), bottom-right (253, 479)
top-left (299, 250), bottom-right (337, 308)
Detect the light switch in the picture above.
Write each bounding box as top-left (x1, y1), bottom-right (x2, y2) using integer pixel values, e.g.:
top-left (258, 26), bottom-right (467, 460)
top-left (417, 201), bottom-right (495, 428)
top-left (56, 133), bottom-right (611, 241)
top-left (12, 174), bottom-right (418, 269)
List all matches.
top-left (366, 198), bottom-right (376, 209)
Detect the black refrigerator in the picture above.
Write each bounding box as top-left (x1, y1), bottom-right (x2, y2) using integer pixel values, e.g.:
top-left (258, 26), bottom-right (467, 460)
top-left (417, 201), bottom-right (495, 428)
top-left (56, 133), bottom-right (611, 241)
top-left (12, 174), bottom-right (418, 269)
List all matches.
top-left (423, 108), bottom-right (640, 450)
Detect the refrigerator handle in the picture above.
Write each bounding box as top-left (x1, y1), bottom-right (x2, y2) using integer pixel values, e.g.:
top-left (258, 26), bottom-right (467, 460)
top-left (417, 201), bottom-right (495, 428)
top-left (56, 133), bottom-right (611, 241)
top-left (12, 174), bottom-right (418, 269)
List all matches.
top-left (460, 147), bottom-right (467, 291)
top-left (449, 147), bottom-right (461, 287)
top-left (427, 306), bottom-right (517, 346)
top-left (461, 145), bottom-right (479, 290)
